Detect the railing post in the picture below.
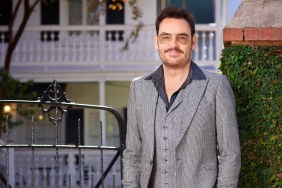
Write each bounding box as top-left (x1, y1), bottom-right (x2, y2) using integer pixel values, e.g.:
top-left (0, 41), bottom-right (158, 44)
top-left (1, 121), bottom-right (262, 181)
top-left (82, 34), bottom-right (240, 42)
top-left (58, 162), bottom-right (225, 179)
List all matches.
top-left (68, 150), bottom-right (76, 187)
top-left (99, 80), bottom-right (107, 146)
top-left (99, 1), bottom-right (106, 63)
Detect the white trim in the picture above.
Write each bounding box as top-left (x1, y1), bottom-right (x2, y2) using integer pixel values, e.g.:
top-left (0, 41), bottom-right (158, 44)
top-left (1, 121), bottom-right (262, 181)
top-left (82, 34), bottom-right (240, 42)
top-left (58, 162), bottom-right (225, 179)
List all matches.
top-left (215, 0), bottom-right (223, 69)
top-left (99, 80), bottom-right (107, 145)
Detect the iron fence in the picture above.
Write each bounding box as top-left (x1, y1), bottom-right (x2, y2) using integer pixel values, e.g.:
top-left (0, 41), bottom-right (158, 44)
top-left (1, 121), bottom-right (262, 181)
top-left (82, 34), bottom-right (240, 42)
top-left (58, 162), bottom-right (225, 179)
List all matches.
top-left (0, 80), bottom-right (126, 188)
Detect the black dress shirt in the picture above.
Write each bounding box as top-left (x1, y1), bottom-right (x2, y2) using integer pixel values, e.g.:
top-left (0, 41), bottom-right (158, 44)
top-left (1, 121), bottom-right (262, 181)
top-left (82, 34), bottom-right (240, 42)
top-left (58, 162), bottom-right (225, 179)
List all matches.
top-left (145, 63), bottom-right (193, 111)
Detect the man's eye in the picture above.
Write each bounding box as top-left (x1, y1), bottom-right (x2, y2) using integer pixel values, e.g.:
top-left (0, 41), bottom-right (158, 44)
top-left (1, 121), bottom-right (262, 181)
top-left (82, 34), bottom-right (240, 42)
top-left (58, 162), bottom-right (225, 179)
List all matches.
top-left (178, 36), bottom-right (188, 40)
top-left (161, 36), bottom-right (171, 39)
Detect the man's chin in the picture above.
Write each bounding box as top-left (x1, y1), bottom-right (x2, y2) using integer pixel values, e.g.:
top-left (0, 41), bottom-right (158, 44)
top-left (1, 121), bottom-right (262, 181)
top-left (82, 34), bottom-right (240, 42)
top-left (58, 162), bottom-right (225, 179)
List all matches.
top-left (163, 61), bottom-right (187, 69)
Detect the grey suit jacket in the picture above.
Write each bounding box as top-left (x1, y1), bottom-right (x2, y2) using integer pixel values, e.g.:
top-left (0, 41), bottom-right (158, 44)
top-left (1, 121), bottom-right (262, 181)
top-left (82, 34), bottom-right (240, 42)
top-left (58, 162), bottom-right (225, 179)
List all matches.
top-left (123, 63), bottom-right (241, 188)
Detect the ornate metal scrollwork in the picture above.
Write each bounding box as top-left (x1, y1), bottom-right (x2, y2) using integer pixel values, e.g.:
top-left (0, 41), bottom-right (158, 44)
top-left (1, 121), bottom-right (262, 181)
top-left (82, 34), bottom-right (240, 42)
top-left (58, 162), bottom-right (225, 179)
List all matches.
top-left (39, 80), bottom-right (72, 124)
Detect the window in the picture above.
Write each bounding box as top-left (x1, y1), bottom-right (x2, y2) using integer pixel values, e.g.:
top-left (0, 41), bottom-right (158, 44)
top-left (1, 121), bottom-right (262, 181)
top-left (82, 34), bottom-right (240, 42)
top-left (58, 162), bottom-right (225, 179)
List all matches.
top-left (41, 0), bottom-right (60, 41)
top-left (68, 0), bottom-right (100, 36)
top-left (106, 0), bottom-right (125, 41)
top-left (68, 0), bottom-right (99, 25)
top-left (159, 0), bottom-right (215, 24)
top-left (0, 0), bottom-right (12, 43)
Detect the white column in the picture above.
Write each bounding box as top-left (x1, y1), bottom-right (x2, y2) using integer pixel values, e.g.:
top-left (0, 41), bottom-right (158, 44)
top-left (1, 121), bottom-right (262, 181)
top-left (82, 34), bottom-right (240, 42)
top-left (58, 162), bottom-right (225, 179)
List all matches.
top-left (215, 0), bottom-right (224, 70)
top-left (60, 0), bottom-right (68, 25)
top-left (161, 0), bottom-right (166, 10)
top-left (222, 0), bottom-right (228, 27)
top-left (59, 0), bottom-right (68, 40)
top-left (82, 0), bottom-right (87, 25)
top-left (99, 1), bottom-right (106, 62)
top-left (99, 80), bottom-right (106, 145)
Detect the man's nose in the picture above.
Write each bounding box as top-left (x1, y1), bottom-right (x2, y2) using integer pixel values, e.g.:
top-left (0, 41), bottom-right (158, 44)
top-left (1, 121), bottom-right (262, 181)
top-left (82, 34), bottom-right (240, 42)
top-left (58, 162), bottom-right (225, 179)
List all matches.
top-left (170, 36), bottom-right (179, 46)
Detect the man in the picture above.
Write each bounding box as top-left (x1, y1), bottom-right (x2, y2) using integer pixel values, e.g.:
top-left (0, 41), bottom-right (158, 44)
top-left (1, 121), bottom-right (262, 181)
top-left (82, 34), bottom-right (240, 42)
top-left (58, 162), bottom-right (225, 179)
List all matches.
top-left (123, 7), bottom-right (241, 188)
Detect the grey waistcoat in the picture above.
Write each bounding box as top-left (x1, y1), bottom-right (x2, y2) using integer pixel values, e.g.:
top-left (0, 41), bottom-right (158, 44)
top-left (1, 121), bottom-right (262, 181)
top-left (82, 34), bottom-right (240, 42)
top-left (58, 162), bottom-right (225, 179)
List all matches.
top-left (150, 91), bottom-right (185, 188)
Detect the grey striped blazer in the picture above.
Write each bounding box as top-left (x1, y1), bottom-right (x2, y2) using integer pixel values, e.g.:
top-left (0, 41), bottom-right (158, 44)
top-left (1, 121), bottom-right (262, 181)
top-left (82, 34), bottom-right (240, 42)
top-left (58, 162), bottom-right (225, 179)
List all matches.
top-left (123, 63), bottom-right (241, 188)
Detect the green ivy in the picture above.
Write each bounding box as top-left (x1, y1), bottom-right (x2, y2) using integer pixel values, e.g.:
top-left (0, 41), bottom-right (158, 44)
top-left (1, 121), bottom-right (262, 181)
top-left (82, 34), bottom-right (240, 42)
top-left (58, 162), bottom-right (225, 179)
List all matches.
top-left (220, 46), bottom-right (282, 187)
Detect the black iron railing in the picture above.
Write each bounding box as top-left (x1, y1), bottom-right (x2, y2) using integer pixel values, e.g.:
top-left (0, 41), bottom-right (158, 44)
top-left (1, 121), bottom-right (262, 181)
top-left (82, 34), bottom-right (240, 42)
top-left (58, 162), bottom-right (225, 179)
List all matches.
top-left (0, 80), bottom-right (126, 188)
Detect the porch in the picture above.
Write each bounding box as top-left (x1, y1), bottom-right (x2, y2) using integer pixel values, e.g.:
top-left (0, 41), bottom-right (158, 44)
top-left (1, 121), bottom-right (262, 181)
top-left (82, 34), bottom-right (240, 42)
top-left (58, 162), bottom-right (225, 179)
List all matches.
top-left (0, 24), bottom-right (221, 82)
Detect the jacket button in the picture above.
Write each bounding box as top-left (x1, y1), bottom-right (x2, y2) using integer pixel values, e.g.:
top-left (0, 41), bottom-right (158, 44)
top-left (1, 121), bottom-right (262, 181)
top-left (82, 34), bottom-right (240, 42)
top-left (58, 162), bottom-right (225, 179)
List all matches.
top-left (149, 160), bottom-right (153, 165)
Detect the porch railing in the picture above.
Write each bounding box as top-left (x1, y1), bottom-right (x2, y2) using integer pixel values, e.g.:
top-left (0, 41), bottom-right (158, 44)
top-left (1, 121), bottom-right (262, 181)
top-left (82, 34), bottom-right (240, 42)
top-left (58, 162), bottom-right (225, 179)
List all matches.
top-left (0, 24), bottom-right (219, 73)
top-left (0, 80), bottom-right (126, 188)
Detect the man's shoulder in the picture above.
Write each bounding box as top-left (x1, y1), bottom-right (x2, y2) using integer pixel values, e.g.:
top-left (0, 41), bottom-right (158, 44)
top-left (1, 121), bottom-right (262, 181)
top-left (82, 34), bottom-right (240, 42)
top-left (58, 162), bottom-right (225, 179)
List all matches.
top-left (191, 62), bottom-right (226, 83)
top-left (132, 75), bottom-right (147, 82)
top-left (131, 72), bottom-right (153, 84)
top-left (199, 68), bottom-right (232, 93)
top-left (201, 68), bottom-right (227, 82)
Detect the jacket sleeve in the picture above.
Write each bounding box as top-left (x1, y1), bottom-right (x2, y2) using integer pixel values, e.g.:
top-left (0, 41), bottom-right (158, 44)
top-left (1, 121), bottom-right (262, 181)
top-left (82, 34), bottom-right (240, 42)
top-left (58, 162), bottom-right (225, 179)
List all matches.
top-left (215, 75), bottom-right (241, 187)
top-left (122, 80), bottom-right (142, 188)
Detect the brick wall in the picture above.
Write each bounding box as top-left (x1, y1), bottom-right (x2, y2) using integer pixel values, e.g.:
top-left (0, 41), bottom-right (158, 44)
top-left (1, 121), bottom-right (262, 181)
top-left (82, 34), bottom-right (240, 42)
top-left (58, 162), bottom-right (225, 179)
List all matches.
top-left (223, 0), bottom-right (282, 46)
top-left (224, 27), bottom-right (282, 46)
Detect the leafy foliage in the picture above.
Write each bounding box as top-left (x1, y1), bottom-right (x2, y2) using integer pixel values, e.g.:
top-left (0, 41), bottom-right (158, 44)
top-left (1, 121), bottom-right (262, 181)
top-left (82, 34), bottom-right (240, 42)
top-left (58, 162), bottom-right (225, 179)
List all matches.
top-left (0, 69), bottom-right (37, 133)
top-left (0, 69), bottom-right (37, 100)
top-left (220, 46), bottom-right (282, 187)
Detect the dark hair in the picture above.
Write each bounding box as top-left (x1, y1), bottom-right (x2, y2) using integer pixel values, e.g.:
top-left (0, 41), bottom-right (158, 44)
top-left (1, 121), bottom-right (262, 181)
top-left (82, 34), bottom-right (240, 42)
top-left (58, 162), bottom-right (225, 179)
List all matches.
top-left (155, 7), bottom-right (195, 36)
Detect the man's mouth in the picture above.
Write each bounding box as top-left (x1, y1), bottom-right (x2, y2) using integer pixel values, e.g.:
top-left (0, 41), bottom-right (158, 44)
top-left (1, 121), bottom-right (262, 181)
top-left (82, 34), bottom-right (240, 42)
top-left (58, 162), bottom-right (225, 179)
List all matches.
top-left (165, 48), bottom-right (183, 54)
top-left (165, 49), bottom-right (183, 57)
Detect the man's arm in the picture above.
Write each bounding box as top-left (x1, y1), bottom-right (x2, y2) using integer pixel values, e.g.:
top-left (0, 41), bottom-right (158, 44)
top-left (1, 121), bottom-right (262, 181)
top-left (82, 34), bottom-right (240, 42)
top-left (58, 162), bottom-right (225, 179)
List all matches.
top-left (122, 80), bottom-right (142, 188)
top-left (216, 75), bottom-right (241, 187)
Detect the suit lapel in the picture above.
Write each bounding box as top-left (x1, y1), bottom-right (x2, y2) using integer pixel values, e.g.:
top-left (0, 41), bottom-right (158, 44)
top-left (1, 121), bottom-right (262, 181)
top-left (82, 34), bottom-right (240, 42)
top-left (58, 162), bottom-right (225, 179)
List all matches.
top-left (142, 80), bottom-right (158, 151)
top-left (166, 91), bottom-right (184, 116)
top-left (175, 78), bottom-right (208, 147)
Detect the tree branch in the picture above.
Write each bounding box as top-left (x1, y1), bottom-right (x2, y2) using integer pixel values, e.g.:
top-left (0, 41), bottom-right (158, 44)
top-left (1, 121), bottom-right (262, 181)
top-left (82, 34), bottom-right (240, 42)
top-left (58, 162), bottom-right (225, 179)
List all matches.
top-left (8, 0), bottom-right (23, 44)
top-left (24, 0), bottom-right (29, 12)
top-left (30, 0), bottom-right (41, 11)
top-left (4, 0), bottom-right (40, 71)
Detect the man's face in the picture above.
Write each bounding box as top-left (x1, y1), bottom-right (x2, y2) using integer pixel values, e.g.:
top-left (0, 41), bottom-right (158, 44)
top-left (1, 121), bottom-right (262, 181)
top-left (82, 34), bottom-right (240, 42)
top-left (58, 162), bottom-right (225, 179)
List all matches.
top-left (155, 18), bottom-right (196, 69)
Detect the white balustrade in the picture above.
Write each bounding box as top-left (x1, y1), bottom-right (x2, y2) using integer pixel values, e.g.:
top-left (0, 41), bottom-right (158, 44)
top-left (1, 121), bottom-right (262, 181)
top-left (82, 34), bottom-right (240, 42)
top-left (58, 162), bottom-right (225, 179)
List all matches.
top-left (0, 24), bottom-right (218, 71)
top-left (9, 149), bottom-right (120, 188)
top-left (209, 31), bottom-right (215, 61)
top-left (194, 32), bottom-right (199, 61)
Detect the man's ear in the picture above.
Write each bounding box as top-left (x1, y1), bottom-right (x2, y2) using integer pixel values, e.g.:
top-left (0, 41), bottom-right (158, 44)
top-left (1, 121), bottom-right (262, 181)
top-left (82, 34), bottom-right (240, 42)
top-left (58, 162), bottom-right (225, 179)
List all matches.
top-left (192, 34), bottom-right (196, 50)
top-left (154, 35), bottom-right (158, 50)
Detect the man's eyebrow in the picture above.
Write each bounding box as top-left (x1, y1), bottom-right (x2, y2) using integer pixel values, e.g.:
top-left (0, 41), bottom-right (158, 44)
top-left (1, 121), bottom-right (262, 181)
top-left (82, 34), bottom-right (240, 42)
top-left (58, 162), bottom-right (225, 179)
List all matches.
top-left (177, 33), bottom-right (190, 36)
top-left (159, 32), bottom-right (189, 36)
top-left (159, 32), bottom-right (171, 35)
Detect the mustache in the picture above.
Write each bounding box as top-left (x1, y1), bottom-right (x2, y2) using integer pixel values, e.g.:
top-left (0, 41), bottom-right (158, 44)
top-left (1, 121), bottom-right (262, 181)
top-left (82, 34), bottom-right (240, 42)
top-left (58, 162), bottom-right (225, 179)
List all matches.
top-left (164, 47), bottom-right (184, 54)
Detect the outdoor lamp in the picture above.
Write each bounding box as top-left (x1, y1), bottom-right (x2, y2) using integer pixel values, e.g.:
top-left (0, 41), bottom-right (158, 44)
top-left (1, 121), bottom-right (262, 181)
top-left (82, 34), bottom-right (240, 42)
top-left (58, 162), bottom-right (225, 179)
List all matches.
top-left (4, 104), bottom-right (11, 114)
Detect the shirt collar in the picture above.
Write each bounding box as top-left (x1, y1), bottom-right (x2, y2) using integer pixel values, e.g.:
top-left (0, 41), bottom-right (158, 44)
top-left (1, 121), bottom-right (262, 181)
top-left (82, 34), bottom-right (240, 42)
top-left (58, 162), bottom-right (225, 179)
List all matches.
top-left (145, 61), bottom-right (207, 82)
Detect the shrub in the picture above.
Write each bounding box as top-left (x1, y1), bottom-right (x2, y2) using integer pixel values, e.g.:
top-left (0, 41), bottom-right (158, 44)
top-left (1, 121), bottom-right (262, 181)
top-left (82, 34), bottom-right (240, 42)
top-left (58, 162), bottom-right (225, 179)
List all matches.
top-left (220, 46), bottom-right (282, 187)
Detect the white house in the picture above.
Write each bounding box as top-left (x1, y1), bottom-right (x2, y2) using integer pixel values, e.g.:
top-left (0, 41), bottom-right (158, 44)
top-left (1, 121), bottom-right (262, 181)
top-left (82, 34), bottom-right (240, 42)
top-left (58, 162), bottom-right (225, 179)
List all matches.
top-left (0, 0), bottom-right (240, 187)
